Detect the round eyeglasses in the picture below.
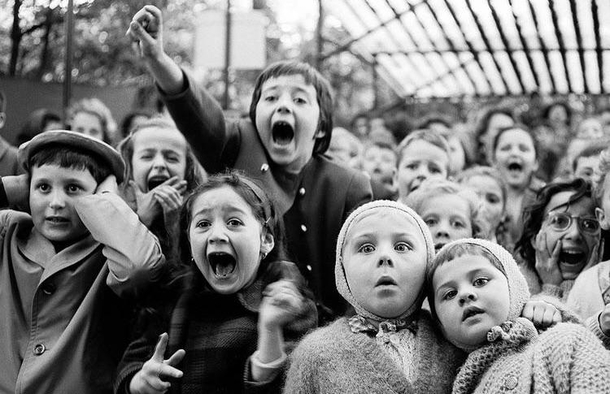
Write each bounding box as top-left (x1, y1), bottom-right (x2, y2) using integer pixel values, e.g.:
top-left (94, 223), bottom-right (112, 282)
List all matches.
top-left (544, 211), bottom-right (600, 234)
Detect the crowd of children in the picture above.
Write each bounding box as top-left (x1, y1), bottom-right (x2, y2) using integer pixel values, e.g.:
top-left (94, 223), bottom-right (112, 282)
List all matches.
top-left (0, 3), bottom-right (609, 393)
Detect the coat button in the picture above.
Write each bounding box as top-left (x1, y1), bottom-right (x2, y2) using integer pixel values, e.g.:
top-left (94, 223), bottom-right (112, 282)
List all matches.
top-left (503, 376), bottom-right (518, 390)
top-left (306, 265), bottom-right (312, 272)
top-left (33, 344), bottom-right (46, 355)
top-left (260, 163), bottom-right (269, 172)
top-left (300, 224), bottom-right (307, 232)
top-left (41, 283), bottom-right (55, 295)
top-left (299, 187), bottom-right (306, 196)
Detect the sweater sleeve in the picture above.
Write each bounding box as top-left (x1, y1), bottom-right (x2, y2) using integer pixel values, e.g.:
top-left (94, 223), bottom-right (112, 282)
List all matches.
top-left (160, 68), bottom-right (234, 174)
top-left (74, 192), bottom-right (166, 298)
top-left (585, 312), bottom-right (610, 350)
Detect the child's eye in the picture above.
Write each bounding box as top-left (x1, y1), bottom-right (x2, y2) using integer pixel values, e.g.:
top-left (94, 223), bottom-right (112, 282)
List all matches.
top-left (406, 163), bottom-right (418, 170)
top-left (139, 154), bottom-right (153, 161)
top-left (442, 289), bottom-right (457, 301)
top-left (67, 184), bottom-right (82, 193)
top-left (264, 95), bottom-right (276, 102)
top-left (36, 183), bottom-right (50, 192)
top-left (487, 195), bottom-right (500, 204)
top-left (294, 97), bottom-right (307, 104)
top-left (473, 277), bottom-right (489, 287)
top-left (227, 218), bottom-right (243, 227)
top-left (358, 244), bottom-right (375, 253)
top-left (452, 220), bottom-right (466, 228)
top-left (195, 220), bottom-right (210, 229)
top-left (395, 242), bottom-right (412, 252)
top-left (424, 218), bottom-right (437, 226)
top-left (429, 166), bottom-right (441, 174)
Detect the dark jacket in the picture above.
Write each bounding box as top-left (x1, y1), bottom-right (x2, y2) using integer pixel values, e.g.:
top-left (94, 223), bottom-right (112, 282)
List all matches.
top-left (161, 71), bottom-right (372, 319)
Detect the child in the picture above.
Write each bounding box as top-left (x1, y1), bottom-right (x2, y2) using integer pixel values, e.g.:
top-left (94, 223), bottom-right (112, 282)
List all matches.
top-left (405, 179), bottom-right (485, 252)
top-left (284, 201), bottom-right (466, 393)
top-left (115, 172), bottom-right (316, 393)
top-left (326, 126), bottom-right (363, 169)
top-left (0, 130), bottom-right (165, 393)
top-left (473, 107), bottom-right (514, 166)
top-left (395, 129), bottom-right (451, 204)
top-left (566, 147), bottom-right (610, 348)
top-left (127, 6), bottom-right (372, 321)
top-left (428, 238), bottom-right (610, 393)
top-left (68, 97), bottom-right (117, 145)
top-left (118, 117), bottom-right (205, 265)
top-left (361, 140), bottom-right (398, 200)
top-left (456, 166), bottom-right (513, 250)
top-left (572, 142), bottom-right (607, 182)
top-left (491, 125), bottom-right (544, 244)
top-left (515, 178), bottom-right (602, 301)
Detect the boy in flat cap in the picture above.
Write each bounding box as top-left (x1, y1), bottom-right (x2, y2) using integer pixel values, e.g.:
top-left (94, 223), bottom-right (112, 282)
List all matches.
top-left (0, 130), bottom-right (166, 394)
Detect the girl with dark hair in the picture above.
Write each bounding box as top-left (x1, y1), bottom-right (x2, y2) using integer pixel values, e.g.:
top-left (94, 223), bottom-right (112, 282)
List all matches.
top-left (115, 172), bottom-right (317, 394)
top-left (515, 178), bottom-right (602, 301)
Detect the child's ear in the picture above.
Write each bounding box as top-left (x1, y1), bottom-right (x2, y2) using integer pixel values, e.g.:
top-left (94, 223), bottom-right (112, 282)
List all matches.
top-left (260, 231), bottom-right (275, 256)
top-left (596, 207), bottom-right (609, 230)
top-left (0, 112), bottom-right (5, 129)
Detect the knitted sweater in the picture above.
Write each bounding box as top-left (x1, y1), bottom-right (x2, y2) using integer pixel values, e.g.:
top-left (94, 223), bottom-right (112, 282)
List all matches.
top-left (453, 319), bottom-right (610, 394)
top-left (284, 311), bottom-right (465, 394)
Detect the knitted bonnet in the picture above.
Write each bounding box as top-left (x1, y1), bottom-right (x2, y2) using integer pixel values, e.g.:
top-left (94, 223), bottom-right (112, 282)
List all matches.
top-left (433, 238), bottom-right (531, 350)
top-left (335, 200), bottom-right (435, 321)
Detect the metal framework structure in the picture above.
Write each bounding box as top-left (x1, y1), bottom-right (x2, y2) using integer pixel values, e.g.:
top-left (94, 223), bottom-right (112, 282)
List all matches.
top-left (321, 0), bottom-right (610, 98)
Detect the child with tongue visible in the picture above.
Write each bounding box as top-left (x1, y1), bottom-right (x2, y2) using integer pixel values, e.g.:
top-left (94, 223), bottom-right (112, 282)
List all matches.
top-left (115, 172), bottom-right (317, 394)
top-left (514, 178), bottom-right (603, 302)
top-left (127, 6), bottom-right (372, 323)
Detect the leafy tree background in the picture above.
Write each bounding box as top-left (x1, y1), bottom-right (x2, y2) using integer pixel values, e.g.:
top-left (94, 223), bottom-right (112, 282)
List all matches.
top-left (1, 0), bottom-right (385, 127)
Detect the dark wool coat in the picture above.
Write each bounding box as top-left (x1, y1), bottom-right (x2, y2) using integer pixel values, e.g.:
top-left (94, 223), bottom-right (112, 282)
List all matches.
top-left (161, 72), bottom-right (372, 319)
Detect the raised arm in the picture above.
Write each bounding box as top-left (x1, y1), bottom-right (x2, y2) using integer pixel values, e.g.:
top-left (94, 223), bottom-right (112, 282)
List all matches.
top-left (128, 5), bottom-right (231, 173)
top-left (75, 175), bottom-right (166, 297)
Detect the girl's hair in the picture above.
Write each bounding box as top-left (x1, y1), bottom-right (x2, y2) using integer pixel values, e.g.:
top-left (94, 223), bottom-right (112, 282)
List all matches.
top-left (491, 124), bottom-right (539, 159)
top-left (396, 129), bottom-right (451, 169)
top-left (117, 117), bottom-right (204, 192)
top-left (405, 179), bottom-right (487, 239)
top-left (179, 171), bottom-right (288, 289)
top-left (515, 178), bottom-right (595, 267)
top-left (456, 166), bottom-right (508, 210)
top-left (473, 107), bottom-right (514, 144)
top-left (29, 144), bottom-right (112, 184)
top-left (594, 147), bottom-right (610, 205)
top-left (426, 242), bottom-right (504, 318)
top-left (249, 61), bottom-right (333, 156)
top-left (67, 98), bottom-right (116, 144)
top-left (119, 108), bottom-right (154, 139)
top-left (543, 101), bottom-right (572, 125)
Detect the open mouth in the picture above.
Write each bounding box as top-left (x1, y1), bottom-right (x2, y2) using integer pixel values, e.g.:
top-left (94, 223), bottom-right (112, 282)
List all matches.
top-left (559, 250), bottom-right (586, 266)
top-left (507, 162), bottom-right (523, 172)
top-left (272, 121), bottom-right (295, 146)
top-left (435, 243), bottom-right (445, 253)
top-left (147, 175), bottom-right (169, 191)
top-left (46, 216), bottom-right (69, 224)
top-left (462, 306), bottom-right (484, 321)
top-left (208, 252), bottom-right (237, 278)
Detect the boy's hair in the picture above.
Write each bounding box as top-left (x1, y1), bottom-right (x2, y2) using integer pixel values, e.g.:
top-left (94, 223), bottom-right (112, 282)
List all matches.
top-left (418, 116), bottom-right (452, 130)
top-left (68, 98), bottom-right (115, 144)
top-left (491, 124), bottom-right (539, 159)
top-left (456, 166), bottom-right (508, 210)
top-left (363, 139), bottom-right (397, 159)
top-left (28, 144), bottom-right (112, 184)
top-left (249, 61), bottom-right (333, 155)
top-left (179, 171), bottom-right (288, 287)
top-left (573, 142), bottom-right (607, 172)
top-left (405, 179), bottom-right (487, 239)
top-left (117, 117), bottom-right (204, 191)
top-left (594, 146), bottom-right (610, 205)
top-left (515, 177), bottom-right (595, 267)
top-left (543, 101), bottom-right (572, 124)
top-left (426, 242), bottom-right (504, 317)
top-left (331, 127), bottom-right (363, 158)
top-left (396, 129), bottom-right (451, 169)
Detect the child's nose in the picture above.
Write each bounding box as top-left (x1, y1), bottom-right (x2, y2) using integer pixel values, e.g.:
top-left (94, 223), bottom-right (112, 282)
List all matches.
top-left (49, 190), bottom-right (66, 209)
top-left (275, 94), bottom-right (293, 113)
top-left (208, 224), bottom-right (228, 243)
top-left (152, 154), bottom-right (167, 168)
top-left (458, 289), bottom-right (477, 305)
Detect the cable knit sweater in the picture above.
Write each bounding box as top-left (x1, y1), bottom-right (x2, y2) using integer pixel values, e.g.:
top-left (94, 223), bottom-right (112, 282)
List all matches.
top-left (283, 311), bottom-right (465, 394)
top-left (453, 318), bottom-right (610, 394)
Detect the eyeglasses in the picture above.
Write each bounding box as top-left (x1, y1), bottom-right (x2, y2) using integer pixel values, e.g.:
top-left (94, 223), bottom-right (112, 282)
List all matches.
top-left (543, 212), bottom-right (600, 234)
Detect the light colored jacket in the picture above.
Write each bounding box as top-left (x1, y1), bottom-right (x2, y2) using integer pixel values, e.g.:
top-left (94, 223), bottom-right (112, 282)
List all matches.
top-left (0, 193), bottom-right (165, 394)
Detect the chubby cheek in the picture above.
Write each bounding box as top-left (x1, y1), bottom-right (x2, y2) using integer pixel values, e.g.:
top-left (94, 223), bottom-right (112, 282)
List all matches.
top-left (131, 160), bottom-right (150, 190)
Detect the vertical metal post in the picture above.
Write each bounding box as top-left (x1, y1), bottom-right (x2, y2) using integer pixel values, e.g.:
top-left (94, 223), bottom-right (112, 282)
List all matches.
top-left (372, 54), bottom-right (378, 109)
top-left (63, 0), bottom-right (74, 121)
top-left (223, 0), bottom-right (232, 110)
top-left (316, 0), bottom-right (323, 70)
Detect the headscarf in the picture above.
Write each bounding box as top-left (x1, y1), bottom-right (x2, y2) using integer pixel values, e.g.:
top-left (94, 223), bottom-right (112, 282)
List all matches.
top-left (335, 200), bottom-right (435, 323)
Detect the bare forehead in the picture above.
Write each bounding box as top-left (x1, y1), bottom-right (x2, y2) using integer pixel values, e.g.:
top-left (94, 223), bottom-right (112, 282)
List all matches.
top-left (133, 126), bottom-right (187, 146)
